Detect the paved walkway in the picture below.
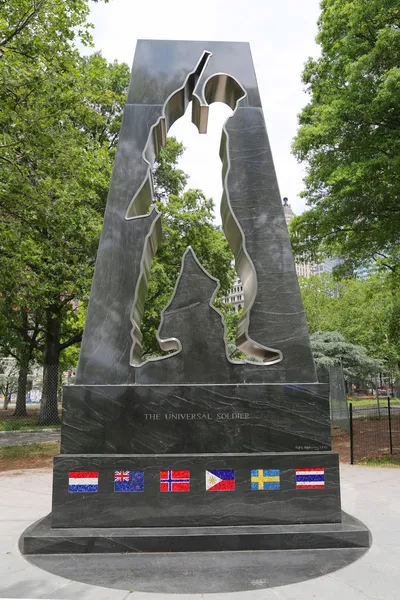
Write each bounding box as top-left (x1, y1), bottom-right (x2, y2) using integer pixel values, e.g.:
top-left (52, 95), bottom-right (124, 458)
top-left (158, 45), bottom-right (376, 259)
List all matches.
top-left (0, 430), bottom-right (60, 448)
top-left (0, 464), bottom-right (399, 599)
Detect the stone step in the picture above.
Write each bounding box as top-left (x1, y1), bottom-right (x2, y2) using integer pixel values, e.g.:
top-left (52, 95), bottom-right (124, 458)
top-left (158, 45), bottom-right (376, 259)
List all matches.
top-left (22, 511), bottom-right (370, 555)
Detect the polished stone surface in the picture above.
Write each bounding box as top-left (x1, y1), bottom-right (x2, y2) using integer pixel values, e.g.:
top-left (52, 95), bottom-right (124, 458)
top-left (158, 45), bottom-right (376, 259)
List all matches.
top-left (51, 452), bottom-right (341, 528)
top-left (22, 511), bottom-right (369, 555)
top-left (127, 40), bottom-right (262, 108)
top-left (61, 384), bottom-right (331, 454)
top-left (76, 40), bottom-right (316, 384)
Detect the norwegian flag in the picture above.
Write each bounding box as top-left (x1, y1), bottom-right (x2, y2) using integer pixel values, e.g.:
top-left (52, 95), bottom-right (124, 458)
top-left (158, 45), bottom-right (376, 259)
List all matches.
top-left (160, 470), bottom-right (190, 492)
top-left (114, 471), bottom-right (130, 483)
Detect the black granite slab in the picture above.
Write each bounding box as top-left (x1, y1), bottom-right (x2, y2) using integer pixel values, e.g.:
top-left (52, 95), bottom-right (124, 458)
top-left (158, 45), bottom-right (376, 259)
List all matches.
top-left (60, 383), bottom-right (330, 455)
top-left (76, 40), bottom-right (317, 385)
top-left (127, 40), bottom-right (262, 108)
top-left (51, 452), bottom-right (341, 528)
top-left (22, 511), bottom-right (369, 555)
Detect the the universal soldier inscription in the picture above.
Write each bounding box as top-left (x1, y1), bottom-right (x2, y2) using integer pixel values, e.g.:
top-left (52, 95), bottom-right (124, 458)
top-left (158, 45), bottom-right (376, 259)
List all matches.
top-left (22, 40), bottom-right (370, 554)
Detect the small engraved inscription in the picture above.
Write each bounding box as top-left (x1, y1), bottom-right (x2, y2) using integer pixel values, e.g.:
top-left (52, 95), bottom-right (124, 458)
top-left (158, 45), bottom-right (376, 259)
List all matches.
top-left (144, 412), bottom-right (250, 421)
top-left (295, 445), bottom-right (330, 451)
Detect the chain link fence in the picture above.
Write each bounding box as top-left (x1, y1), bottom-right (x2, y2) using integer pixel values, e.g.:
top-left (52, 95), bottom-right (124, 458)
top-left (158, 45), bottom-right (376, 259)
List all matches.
top-left (329, 366), bottom-right (350, 433)
top-left (0, 365), bottom-right (62, 432)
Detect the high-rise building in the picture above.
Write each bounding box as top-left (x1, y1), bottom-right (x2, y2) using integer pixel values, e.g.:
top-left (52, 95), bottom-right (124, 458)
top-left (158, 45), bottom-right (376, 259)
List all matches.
top-left (282, 197), bottom-right (317, 278)
top-left (282, 196), bottom-right (295, 227)
top-left (222, 198), bottom-right (341, 311)
top-left (222, 277), bottom-right (244, 313)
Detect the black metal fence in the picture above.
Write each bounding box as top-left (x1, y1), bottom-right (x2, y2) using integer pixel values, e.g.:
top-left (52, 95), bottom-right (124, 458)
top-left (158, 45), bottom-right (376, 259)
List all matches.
top-left (349, 399), bottom-right (400, 464)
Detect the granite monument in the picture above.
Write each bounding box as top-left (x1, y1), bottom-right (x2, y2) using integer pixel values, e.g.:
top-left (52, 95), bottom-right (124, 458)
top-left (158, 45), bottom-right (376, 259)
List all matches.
top-left (22, 40), bottom-right (370, 555)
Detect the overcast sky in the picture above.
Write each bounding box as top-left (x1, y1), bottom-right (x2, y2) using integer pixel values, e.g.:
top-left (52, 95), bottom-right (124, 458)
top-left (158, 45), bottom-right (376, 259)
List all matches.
top-left (87, 0), bottom-right (321, 223)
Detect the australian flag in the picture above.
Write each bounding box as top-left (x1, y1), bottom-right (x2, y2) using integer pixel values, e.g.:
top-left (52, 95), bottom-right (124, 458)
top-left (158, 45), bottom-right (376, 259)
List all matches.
top-left (114, 470), bottom-right (144, 492)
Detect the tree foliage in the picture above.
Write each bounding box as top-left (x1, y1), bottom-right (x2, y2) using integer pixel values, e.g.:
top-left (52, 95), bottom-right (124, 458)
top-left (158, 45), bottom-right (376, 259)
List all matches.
top-left (300, 272), bottom-right (400, 374)
top-left (142, 138), bottom-right (235, 355)
top-left (0, 0), bottom-right (129, 422)
top-left (310, 331), bottom-right (382, 382)
top-left (292, 0), bottom-right (400, 273)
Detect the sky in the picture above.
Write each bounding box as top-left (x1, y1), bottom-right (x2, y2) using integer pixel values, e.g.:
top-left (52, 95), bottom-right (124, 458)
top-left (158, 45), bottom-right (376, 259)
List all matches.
top-left (87, 0), bottom-right (321, 223)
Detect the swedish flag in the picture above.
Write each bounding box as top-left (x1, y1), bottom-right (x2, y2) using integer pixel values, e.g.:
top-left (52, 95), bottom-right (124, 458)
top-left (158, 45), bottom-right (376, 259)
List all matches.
top-left (251, 469), bottom-right (280, 490)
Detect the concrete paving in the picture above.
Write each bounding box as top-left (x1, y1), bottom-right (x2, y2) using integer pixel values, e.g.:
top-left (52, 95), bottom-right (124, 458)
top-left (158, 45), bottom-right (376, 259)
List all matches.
top-left (0, 430), bottom-right (60, 448)
top-left (0, 464), bottom-right (399, 599)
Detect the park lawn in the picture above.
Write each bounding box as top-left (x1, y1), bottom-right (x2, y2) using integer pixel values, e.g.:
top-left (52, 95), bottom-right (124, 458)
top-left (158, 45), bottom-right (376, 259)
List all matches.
top-left (0, 442), bottom-right (60, 471)
top-left (0, 408), bottom-right (61, 431)
top-left (359, 456), bottom-right (400, 468)
top-left (0, 418), bottom-right (60, 431)
top-left (348, 397), bottom-right (400, 408)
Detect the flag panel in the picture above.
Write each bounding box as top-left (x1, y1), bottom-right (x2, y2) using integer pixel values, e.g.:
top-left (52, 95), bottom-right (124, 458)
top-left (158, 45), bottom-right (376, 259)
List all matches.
top-left (251, 469), bottom-right (280, 490)
top-left (114, 470), bottom-right (144, 492)
top-left (296, 468), bottom-right (325, 489)
top-left (160, 470), bottom-right (190, 492)
top-left (68, 471), bottom-right (98, 493)
top-left (206, 469), bottom-right (235, 491)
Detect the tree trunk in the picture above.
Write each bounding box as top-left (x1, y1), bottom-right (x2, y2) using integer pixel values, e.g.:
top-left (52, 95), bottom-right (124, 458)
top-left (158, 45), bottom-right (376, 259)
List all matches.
top-left (3, 385), bottom-right (11, 410)
top-left (13, 356), bottom-right (29, 417)
top-left (38, 310), bottom-right (61, 426)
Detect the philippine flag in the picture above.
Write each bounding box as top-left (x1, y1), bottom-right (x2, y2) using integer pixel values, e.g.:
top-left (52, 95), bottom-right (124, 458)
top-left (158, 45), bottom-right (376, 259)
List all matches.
top-left (296, 468), bottom-right (325, 490)
top-left (68, 471), bottom-right (98, 493)
top-left (206, 469), bottom-right (235, 491)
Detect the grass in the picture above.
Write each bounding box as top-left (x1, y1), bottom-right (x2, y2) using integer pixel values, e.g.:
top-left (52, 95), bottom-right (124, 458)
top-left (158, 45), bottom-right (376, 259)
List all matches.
top-left (0, 408), bottom-right (61, 431)
top-left (349, 397), bottom-right (400, 408)
top-left (0, 418), bottom-right (60, 431)
top-left (359, 456), bottom-right (400, 468)
top-left (0, 442), bottom-right (60, 460)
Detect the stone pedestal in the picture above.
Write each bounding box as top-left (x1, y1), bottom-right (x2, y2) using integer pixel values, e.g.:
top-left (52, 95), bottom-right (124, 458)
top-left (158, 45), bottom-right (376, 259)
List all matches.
top-left (23, 512), bottom-right (370, 555)
top-left (21, 384), bottom-right (370, 554)
top-left (60, 383), bottom-right (331, 455)
top-left (51, 451), bottom-right (341, 529)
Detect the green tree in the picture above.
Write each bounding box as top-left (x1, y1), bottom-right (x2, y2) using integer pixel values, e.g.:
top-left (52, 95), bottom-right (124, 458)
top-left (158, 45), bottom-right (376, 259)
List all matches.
top-left (291, 0), bottom-right (400, 273)
top-left (300, 272), bottom-right (400, 376)
top-left (299, 274), bottom-right (340, 334)
top-left (0, 1), bottom-right (129, 423)
top-left (310, 331), bottom-right (382, 383)
top-left (0, 356), bottom-right (18, 410)
top-left (142, 138), bottom-right (235, 355)
top-left (0, 299), bottom-right (42, 417)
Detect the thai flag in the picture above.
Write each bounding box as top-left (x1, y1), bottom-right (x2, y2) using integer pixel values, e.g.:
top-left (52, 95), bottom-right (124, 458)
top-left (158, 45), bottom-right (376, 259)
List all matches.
top-left (68, 471), bottom-right (98, 493)
top-left (296, 468), bottom-right (325, 489)
top-left (160, 470), bottom-right (190, 492)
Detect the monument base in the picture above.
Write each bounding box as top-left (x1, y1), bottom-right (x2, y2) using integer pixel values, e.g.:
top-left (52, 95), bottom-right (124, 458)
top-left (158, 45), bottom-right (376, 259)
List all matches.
top-left (21, 511), bottom-right (370, 555)
top-left (51, 452), bottom-right (341, 528)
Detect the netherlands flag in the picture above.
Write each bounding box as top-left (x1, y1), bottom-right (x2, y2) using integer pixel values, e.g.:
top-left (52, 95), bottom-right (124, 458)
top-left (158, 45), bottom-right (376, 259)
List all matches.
top-left (296, 468), bottom-right (325, 490)
top-left (68, 471), bottom-right (98, 493)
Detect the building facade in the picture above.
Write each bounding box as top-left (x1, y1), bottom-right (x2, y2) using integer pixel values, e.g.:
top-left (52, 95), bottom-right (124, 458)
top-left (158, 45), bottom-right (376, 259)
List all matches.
top-left (222, 198), bottom-right (341, 312)
top-left (222, 278), bottom-right (244, 313)
top-left (282, 197), bottom-right (318, 278)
